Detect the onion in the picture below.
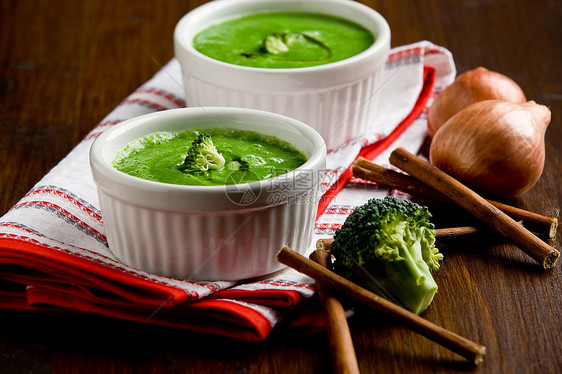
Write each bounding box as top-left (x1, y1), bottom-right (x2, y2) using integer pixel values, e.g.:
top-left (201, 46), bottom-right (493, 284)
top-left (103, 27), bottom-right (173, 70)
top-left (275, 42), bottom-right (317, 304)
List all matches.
top-left (429, 100), bottom-right (551, 199)
top-left (428, 67), bottom-right (526, 137)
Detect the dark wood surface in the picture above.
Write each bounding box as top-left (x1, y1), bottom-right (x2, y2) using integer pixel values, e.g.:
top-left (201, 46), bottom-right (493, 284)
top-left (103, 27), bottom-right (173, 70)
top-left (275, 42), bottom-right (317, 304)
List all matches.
top-left (1, 0), bottom-right (561, 372)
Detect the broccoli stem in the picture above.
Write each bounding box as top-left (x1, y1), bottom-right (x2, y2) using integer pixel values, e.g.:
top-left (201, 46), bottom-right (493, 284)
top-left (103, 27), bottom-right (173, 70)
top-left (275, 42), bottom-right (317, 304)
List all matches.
top-left (330, 196), bottom-right (443, 315)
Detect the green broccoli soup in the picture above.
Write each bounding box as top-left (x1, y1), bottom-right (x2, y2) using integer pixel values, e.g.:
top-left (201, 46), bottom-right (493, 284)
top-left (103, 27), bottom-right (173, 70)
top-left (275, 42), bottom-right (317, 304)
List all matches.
top-left (192, 12), bottom-right (374, 68)
top-left (112, 128), bottom-right (308, 186)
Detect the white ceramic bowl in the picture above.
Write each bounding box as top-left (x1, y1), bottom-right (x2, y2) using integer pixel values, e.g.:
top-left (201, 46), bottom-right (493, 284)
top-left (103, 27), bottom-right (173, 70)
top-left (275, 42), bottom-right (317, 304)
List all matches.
top-left (89, 107), bottom-right (326, 281)
top-left (174, 0), bottom-right (391, 150)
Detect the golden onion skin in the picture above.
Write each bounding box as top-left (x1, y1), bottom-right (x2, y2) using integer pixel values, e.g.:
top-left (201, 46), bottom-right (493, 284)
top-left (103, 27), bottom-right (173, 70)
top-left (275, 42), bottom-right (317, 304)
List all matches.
top-left (428, 67), bottom-right (526, 138)
top-left (429, 100), bottom-right (550, 199)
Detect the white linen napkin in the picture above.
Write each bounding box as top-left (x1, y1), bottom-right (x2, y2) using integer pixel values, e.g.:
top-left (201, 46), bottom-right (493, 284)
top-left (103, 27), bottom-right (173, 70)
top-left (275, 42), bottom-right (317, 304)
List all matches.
top-left (0, 41), bottom-right (455, 341)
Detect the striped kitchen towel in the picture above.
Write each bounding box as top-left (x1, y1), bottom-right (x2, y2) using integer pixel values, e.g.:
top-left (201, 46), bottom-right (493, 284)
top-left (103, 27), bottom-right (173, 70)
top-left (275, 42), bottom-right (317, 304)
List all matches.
top-left (0, 41), bottom-right (455, 342)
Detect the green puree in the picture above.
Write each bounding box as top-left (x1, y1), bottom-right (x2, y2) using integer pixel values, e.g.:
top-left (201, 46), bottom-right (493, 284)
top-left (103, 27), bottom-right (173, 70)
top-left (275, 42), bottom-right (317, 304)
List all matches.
top-left (193, 12), bottom-right (374, 68)
top-left (112, 128), bottom-right (308, 186)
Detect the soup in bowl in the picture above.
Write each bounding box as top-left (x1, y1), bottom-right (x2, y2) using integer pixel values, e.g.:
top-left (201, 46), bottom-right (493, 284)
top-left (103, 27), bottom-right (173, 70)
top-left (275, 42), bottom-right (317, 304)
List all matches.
top-left (89, 107), bottom-right (326, 281)
top-left (174, 0), bottom-right (391, 149)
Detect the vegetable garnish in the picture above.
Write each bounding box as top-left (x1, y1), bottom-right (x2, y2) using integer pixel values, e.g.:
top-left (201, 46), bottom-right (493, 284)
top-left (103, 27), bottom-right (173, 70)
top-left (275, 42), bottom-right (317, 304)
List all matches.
top-left (179, 133), bottom-right (225, 173)
top-left (242, 32), bottom-right (333, 62)
top-left (330, 196), bottom-right (444, 315)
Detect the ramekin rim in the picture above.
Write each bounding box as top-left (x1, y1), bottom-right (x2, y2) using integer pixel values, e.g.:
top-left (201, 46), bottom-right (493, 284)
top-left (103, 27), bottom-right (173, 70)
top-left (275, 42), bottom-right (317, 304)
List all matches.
top-left (89, 107), bottom-right (327, 195)
top-left (173, 0), bottom-right (391, 74)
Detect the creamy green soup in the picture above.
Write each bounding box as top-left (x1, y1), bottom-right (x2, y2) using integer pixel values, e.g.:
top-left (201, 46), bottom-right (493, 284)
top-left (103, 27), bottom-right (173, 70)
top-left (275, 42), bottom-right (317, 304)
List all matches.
top-left (112, 128), bottom-right (308, 186)
top-left (192, 12), bottom-right (374, 68)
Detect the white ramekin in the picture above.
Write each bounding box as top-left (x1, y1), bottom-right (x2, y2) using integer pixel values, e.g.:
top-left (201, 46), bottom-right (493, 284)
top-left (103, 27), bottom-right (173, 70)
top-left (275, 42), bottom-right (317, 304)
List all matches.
top-left (89, 107), bottom-right (326, 281)
top-left (174, 0), bottom-right (391, 150)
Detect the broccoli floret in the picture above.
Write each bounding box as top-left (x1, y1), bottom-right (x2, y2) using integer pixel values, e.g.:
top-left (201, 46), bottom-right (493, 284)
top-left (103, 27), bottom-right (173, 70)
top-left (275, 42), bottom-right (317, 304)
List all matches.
top-left (330, 196), bottom-right (444, 315)
top-left (179, 133), bottom-right (225, 173)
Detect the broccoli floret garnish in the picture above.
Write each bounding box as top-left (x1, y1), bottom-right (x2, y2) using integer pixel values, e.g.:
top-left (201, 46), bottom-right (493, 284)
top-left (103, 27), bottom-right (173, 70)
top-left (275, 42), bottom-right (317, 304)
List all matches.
top-left (179, 133), bottom-right (225, 173)
top-left (330, 196), bottom-right (444, 315)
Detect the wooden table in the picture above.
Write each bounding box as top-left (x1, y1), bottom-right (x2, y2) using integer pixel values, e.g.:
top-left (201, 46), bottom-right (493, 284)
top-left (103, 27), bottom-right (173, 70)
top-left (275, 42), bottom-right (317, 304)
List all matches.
top-left (1, 1), bottom-right (561, 372)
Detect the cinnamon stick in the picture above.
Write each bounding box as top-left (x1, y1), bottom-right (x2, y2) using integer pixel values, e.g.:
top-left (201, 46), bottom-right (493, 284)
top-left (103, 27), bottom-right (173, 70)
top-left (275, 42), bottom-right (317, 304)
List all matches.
top-left (310, 249), bottom-right (360, 374)
top-left (388, 147), bottom-right (560, 269)
top-left (434, 226), bottom-right (481, 241)
top-left (316, 226), bottom-right (483, 252)
top-left (276, 246), bottom-right (487, 365)
top-left (353, 157), bottom-right (558, 239)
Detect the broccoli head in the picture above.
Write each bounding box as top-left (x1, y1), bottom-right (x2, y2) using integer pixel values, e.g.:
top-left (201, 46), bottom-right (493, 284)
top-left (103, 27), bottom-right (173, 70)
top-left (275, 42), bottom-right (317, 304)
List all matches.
top-left (179, 133), bottom-right (225, 173)
top-left (330, 196), bottom-right (444, 315)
